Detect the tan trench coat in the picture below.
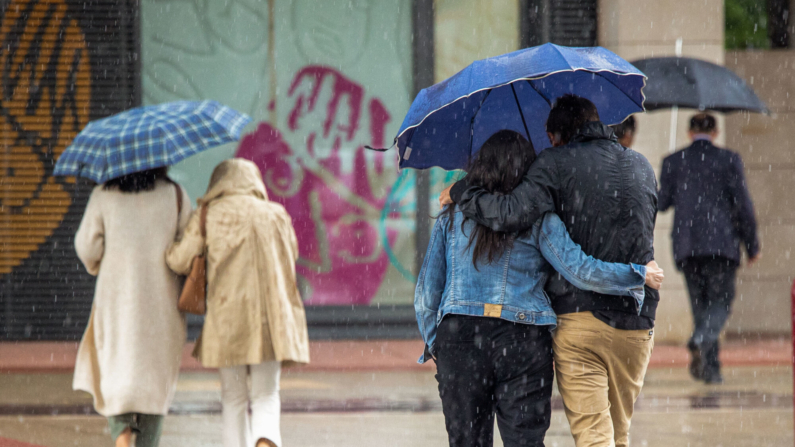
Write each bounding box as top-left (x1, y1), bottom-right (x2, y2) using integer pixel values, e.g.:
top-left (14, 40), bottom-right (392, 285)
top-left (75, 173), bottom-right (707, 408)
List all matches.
top-left (166, 159), bottom-right (309, 368)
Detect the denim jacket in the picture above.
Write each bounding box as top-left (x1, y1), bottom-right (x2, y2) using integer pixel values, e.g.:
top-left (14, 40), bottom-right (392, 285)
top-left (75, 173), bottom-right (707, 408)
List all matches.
top-left (415, 210), bottom-right (646, 363)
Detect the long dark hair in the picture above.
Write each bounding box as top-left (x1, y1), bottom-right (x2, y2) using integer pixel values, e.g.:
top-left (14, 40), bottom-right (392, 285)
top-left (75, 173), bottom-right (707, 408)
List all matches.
top-left (103, 167), bottom-right (169, 193)
top-left (444, 130), bottom-right (536, 269)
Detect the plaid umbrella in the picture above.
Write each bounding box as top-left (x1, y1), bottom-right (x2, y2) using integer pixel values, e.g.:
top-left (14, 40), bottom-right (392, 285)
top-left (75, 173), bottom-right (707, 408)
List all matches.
top-left (54, 100), bottom-right (251, 183)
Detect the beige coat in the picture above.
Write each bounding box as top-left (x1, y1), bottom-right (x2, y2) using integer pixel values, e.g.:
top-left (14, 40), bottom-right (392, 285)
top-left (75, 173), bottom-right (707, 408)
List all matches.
top-left (73, 180), bottom-right (190, 417)
top-left (166, 159), bottom-right (309, 368)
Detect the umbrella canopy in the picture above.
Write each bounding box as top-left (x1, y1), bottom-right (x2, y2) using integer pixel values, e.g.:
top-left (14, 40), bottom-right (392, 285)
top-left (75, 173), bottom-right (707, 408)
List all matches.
top-left (630, 57), bottom-right (768, 114)
top-left (54, 100), bottom-right (251, 183)
top-left (393, 43), bottom-right (646, 171)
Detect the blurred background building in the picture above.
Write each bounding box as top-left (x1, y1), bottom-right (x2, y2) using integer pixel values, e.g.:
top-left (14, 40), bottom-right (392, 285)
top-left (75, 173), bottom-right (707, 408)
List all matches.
top-left (0, 0), bottom-right (791, 343)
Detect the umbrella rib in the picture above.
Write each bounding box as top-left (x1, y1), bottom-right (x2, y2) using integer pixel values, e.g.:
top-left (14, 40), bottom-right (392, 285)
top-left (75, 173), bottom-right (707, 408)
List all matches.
top-left (510, 83), bottom-right (531, 142)
top-left (524, 79), bottom-right (552, 106)
top-left (468, 89), bottom-right (493, 164)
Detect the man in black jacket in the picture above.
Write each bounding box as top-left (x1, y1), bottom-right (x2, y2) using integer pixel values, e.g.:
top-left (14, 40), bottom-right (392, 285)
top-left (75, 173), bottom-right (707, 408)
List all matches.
top-left (659, 113), bottom-right (760, 384)
top-left (440, 95), bottom-right (660, 447)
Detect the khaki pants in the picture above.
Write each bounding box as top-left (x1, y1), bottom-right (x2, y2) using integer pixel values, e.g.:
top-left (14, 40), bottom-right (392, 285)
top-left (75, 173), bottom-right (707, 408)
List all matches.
top-left (553, 312), bottom-right (654, 447)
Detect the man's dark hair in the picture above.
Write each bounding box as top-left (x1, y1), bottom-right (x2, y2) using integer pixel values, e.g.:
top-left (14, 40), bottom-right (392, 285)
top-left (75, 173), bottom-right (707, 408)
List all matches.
top-left (611, 115), bottom-right (636, 139)
top-left (545, 94), bottom-right (600, 144)
top-left (689, 113), bottom-right (717, 133)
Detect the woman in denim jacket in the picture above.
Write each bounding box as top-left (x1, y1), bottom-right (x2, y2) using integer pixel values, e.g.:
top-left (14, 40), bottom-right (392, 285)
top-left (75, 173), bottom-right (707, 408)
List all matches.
top-left (415, 130), bottom-right (663, 447)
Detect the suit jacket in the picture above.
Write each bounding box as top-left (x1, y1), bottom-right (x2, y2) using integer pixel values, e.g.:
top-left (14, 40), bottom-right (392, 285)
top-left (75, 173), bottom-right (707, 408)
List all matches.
top-left (658, 140), bottom-right (759, 266)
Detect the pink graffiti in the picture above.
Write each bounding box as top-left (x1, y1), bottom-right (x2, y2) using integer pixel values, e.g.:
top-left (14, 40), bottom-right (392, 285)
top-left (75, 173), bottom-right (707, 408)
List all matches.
top-left (237, 65), bottom-right (395, 305)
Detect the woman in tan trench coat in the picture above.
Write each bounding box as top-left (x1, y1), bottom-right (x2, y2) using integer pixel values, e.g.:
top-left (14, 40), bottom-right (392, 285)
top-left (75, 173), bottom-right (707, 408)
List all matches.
top-left (166, 158), bottom-right (309, 447)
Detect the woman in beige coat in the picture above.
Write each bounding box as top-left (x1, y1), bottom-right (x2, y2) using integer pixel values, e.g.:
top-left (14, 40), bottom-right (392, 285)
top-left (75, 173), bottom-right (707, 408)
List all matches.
top-left (74, 168), bottom-right (191, 447)
top-left (166, 159), bottom-right (309, 447)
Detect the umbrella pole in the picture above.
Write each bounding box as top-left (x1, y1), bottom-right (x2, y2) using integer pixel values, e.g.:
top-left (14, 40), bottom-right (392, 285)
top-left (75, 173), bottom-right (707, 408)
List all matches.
top-left (668, 105), bottom-right (678, 153)
top-left (510, 83), bottom-right (532, 143)
top-left (467, 90), bottom-right (494, 164)
top-left (668, 38), bottom-right (683, 153)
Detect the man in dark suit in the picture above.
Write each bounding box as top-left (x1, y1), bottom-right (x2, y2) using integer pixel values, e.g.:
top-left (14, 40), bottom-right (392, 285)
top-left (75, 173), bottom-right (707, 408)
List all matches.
top-left (659, 113), bottom-right (760, 384)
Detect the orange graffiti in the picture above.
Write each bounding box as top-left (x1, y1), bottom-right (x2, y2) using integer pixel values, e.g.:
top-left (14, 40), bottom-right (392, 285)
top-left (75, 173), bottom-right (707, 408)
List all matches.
top-left (0, 0), bottom-right (90, 274)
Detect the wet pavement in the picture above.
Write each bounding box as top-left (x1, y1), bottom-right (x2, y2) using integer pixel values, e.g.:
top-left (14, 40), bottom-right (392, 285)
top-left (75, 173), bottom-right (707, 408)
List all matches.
top-left (0, 340), bottom-right (792, 446)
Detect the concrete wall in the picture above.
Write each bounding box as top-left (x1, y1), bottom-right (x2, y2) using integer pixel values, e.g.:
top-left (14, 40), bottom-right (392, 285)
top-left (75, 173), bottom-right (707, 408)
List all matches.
top-left (434, 0), bottom-right (520, 82)
top-left (724, 51), bottom-right (795, 338)
top-left (599, 0), bottom-right (726, 343)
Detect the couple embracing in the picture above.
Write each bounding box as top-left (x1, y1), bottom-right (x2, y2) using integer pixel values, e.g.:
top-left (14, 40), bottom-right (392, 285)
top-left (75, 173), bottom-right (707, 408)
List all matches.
top-left (415, 95), bottom-right (663, 447)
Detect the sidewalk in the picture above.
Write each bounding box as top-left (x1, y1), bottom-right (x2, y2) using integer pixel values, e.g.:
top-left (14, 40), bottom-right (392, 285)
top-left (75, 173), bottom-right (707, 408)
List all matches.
top-left (0, 339), bottom-right (792, 446)
top-left (0, 338), bottom-right (792, 414)
top-left (1, 338), bottom-right (791, 372)
top-left (0, 365), bottom-right (791, 446)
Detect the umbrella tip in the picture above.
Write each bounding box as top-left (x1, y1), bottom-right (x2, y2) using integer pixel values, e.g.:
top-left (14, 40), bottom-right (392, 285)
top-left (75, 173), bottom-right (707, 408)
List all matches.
top-left (365, 145), bottom-right (391, 152)
top-left (365, 140), bottom-right (397, 152)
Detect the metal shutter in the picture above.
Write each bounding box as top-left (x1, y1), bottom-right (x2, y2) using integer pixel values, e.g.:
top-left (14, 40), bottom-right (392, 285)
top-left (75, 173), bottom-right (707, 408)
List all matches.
top-left (550, 0), bottom-right (597, 46)
top-left (523, 0), bottom-right (598, 47)
top-left (0, 0), bottom-right (139, 340)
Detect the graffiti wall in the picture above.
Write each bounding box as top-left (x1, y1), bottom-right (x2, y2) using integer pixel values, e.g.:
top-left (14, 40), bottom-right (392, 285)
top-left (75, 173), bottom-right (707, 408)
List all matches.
top-left (141, 0), bottom-right (423, 306)
top-left (0, 0), bottom-right (138, 340)
top-left (0, 0), bottom-right (90, 276)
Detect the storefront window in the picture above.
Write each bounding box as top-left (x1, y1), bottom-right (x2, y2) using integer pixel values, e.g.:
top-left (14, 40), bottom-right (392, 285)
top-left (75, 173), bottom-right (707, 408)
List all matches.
top-left (141, 0), bottom-right (416, 306)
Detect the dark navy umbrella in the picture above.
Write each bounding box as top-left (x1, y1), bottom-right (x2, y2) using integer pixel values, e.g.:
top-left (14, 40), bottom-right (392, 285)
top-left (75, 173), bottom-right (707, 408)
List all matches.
top-left (631, 57), bottom-right (768, 114)
top-left (386, 43), bottom-right (646, 171)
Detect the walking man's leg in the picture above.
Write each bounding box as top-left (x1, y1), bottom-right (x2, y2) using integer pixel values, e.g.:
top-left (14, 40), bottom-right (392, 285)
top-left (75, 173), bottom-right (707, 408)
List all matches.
top-left (682, 258), bottom-right (709, 380)
top-left (553, 313), bottom-right (614, 447)
top-left (605, 328), bottom-right (654, 447)
top-left (700, 258), bottom-right (737, 383)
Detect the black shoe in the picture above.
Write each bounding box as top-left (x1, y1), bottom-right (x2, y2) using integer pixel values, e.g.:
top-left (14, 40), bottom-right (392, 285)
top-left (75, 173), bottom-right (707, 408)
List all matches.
top-left (702, 342), bottom-right (723, 384)
top-left (687, 342), bottom-right (704, 381)
top-left (703, 370), bottom-right (724, 384)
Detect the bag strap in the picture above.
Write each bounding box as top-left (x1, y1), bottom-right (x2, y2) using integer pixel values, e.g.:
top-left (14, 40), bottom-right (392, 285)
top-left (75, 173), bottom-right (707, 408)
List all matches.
top-left (174, 183), bottom-right (183, 234)
top-left (200, 204), bottom-right (208, 239)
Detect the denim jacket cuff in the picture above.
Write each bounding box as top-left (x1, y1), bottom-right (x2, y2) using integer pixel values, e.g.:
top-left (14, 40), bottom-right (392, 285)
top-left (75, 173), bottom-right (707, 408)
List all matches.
top-left (629, 263), bottom-right (647, 314)
top-left (417, 344), bottom-right (435, 364)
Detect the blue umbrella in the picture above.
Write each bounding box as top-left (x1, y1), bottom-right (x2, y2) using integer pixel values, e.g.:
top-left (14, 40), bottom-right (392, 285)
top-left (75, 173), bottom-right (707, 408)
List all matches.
top-left (391, 43), bottom-right (646, 170)
top-left (54, 100), bottom-right (251, 183)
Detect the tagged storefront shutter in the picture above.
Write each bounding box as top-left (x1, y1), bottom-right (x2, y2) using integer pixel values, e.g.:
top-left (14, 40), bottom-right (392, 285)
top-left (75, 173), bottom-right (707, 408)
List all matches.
top-left (550, 0), bottom-right (597, 47)
top-left (0, 0), bottom-right (139, 340)
top-left (523, 0), bottom-right (597, 48)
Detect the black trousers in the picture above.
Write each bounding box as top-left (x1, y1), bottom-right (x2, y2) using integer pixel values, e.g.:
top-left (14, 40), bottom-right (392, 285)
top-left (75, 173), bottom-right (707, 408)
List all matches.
top-left (680, 256), bottom-right (738, 371)
top-left (435, 314), bottom-right (554, 447)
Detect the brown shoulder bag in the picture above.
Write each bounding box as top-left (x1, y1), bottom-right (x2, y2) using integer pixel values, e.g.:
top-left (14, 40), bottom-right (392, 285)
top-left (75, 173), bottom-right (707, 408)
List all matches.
top-left (174, 184), bottom-right (208, 315)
